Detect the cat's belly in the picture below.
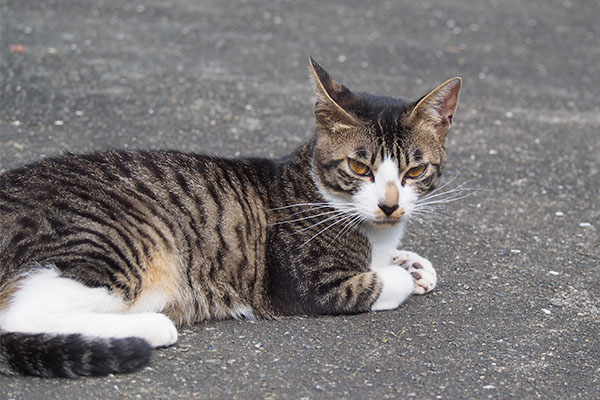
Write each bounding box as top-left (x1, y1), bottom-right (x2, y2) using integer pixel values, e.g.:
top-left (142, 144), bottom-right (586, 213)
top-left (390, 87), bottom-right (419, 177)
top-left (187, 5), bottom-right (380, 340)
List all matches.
top-left (126, 246), bottom-right (260, 326)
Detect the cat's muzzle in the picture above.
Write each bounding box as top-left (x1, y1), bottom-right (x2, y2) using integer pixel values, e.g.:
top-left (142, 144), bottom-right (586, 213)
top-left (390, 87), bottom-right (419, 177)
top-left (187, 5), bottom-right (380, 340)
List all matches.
top-left (372, 205), bottom-right (405, 226)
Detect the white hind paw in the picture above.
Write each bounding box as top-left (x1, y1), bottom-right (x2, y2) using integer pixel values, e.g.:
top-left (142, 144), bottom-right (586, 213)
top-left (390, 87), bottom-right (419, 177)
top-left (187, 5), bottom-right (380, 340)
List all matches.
top-left (130, 313), bottom-right (178, 348)
top-left (391, 250), bottom-right (437, 295)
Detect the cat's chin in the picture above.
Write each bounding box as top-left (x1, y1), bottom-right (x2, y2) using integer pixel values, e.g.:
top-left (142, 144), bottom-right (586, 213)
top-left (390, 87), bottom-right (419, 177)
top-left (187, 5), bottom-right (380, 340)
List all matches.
top-left (370, 218), bottom-right (402, 228)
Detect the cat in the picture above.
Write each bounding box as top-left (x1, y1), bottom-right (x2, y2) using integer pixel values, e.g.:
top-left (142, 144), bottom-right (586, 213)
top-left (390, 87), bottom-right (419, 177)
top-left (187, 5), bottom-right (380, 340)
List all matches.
top-left (0, 58), bottom-right (461, 377)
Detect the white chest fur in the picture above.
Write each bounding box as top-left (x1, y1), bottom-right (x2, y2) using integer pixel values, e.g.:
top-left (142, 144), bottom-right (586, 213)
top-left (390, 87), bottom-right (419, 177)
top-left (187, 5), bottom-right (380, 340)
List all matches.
top-left (363, 223), bottom-right (407, 270)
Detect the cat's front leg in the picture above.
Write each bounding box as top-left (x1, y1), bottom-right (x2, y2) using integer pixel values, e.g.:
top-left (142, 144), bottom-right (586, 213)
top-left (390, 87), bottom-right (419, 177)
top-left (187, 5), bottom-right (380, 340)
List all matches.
top-left (391, 250), bottom-right (437, 295)
top-left (370, 266), bottom-right (414, 311)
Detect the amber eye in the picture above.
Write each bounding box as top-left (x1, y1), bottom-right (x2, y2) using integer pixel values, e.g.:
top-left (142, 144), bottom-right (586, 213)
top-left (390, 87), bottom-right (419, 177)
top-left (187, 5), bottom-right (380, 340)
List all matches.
top-left (406, 165), bottom-right (427, 179)
top-left (348, 159), bottom-right (371, 176)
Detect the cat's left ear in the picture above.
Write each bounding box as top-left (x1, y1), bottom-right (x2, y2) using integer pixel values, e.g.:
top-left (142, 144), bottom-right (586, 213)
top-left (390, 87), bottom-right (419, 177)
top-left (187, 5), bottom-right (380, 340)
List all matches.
top-left (309, 57), bottom-right (361, 128)
top-left (408, 77), bottom-right (462, 141)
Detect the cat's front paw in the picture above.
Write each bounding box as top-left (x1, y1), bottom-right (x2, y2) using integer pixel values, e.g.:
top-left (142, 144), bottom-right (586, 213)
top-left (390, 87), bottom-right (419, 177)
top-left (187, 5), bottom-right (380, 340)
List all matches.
top-left (391, 250), bottom-right (437, 295)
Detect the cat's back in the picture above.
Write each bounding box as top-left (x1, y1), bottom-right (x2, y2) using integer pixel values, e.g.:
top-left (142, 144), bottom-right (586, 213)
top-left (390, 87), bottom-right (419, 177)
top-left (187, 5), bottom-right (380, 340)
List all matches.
top-left (0, 148), bottom-right (277, 251)
top-left (0, 149), bottom-right (274, 216)
top-left (0, 150), bottom-right (279, 321)
top-left (0, 150), bottom-right (214, 235)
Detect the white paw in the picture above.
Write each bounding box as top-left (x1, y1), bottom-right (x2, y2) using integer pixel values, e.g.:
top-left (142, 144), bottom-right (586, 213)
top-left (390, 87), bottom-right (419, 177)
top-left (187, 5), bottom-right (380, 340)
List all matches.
top-left (391, 250), bottom-right (437, 295)
top-left (130, 313), bottom-right (178, 348)
top-left (371, 266), bottom-right (414, 311)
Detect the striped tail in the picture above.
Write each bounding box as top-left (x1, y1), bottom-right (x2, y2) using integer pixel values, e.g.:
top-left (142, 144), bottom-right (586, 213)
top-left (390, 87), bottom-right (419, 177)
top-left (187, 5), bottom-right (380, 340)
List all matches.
top-left (0, 332), bottom-right (152, 378)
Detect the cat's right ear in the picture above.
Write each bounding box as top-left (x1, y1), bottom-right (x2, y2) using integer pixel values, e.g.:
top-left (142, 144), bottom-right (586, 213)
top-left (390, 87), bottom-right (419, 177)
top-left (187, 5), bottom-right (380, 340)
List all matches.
top-left (407, 77), bottom-right (462, 141)
top-left (309, 57), bottom-right (361, 129)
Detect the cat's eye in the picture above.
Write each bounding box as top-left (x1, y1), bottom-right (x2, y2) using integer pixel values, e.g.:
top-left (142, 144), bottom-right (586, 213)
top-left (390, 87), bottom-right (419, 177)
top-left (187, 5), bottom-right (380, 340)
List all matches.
top-left (406, 165), bottom-right (427, 179)
top-left (348, 159), bottom-right (371, 176)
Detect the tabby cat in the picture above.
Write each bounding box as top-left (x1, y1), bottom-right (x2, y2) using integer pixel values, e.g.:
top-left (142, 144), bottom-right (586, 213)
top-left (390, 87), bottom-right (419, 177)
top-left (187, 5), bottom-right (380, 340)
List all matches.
top-left (0, 58), bottom-right (461, 377)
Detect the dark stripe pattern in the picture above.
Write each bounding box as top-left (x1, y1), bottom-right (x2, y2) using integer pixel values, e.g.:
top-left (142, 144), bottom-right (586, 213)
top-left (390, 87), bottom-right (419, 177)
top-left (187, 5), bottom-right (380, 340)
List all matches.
top-left (0, 332), bottom-right (151, 377)
top-left (0, 62), bottom-right (453, 377)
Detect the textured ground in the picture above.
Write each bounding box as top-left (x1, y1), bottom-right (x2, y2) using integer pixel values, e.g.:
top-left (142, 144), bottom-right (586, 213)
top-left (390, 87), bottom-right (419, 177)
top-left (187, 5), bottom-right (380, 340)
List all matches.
top-left (1, 0), bottom-right (598, 398)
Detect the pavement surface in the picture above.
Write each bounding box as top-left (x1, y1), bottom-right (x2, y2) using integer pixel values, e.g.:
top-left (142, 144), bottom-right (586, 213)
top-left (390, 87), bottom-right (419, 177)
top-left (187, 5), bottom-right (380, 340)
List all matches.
top-left (1, 0), bottom-right (599, 398)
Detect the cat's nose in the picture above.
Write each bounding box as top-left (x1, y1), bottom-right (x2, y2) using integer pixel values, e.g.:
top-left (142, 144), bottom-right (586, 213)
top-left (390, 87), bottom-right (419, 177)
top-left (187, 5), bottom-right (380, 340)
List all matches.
top-left (378, 203), bottom-right (399, 217)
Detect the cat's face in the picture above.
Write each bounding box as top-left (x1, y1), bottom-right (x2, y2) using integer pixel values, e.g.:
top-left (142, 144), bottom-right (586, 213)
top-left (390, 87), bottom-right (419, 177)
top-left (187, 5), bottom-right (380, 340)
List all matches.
top-left (309, 58), bottom-right (461, 228)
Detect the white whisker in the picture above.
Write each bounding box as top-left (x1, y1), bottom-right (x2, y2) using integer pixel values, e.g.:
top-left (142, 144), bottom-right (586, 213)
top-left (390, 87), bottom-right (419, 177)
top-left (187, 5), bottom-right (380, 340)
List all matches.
top-left (425, 170), bottom-right (463, 197)
top-left (272, 209), bottom-right (346, 226)
top-left (407, 214), bottom-right (438, 233)
top-left (418, 185), bottom-right (476, 202)
top-left (269, 201), bottom-right (353, 211)
top-left (295, 212), bottom-right (352, 234)
top-left (298, 212), bottom-right (362, 248)
top-left (405, 171), bottom-right (484, 234)
top-left (415, 189), bottom-right (481, 207)
top-left (288, 204), bottom-right (336, 217)
top-left (411, 208), bottom-right (453, 220)
top-left (325, 214), bottom-right (365, 250)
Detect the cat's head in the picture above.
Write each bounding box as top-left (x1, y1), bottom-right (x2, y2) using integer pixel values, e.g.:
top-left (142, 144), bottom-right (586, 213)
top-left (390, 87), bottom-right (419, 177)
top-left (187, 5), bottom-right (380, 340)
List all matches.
top-left (309, 58), bottom-right (461, 228)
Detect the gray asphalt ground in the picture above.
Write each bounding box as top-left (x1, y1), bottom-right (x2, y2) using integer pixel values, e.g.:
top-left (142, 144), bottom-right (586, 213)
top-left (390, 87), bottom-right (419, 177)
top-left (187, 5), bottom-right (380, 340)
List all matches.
top-left (1, 0), bottom-right (599, 398)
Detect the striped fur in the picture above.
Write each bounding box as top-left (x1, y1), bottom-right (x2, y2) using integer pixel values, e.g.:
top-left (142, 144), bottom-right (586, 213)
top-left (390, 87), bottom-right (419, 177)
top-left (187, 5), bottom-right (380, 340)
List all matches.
top-left (0, 59), bottom-right (461, 377)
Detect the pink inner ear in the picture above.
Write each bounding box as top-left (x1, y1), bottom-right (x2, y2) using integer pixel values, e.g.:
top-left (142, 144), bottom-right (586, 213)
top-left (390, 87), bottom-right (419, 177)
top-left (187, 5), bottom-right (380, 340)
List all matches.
top-left (434, 116), bottom-right (451, 135)
top-left (413, 78), bottom-right (461, 139)
top-left (439, 90), bottom-right (458, 121)
top-left (310, 59), bottom-right (361, 127)
top-left (432, 105), bottom-right (454, 139)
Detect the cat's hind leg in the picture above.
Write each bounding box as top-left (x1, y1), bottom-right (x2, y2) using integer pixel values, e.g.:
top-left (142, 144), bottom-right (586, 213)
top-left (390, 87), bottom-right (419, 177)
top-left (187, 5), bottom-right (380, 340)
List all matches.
top-left (0, 267), bottom-right (178, 348)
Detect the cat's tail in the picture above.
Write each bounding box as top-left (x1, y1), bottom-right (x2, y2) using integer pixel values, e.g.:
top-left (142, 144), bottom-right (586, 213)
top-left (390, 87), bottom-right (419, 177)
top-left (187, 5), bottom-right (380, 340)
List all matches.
top-left (0, 331), bottom-right (152, 377)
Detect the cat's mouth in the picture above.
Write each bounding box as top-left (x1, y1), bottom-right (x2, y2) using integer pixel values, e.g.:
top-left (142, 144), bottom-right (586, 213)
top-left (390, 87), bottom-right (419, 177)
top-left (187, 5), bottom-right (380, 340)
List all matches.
top-left (371, 217), bottom-right (403, 227)
top-left (370, 205), bottom-right (405, 227)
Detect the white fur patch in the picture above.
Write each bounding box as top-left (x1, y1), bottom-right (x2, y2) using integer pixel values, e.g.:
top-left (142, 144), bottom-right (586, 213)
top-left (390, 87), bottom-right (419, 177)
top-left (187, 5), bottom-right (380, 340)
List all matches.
top-left (0, 268), bottom-right (178, 348)
top-left (365, 223), bottom-right (407, 270)
top-left (355, 157), bottom-right (418, 269)
top-left (128, 288), bottom-right (169, 314)
top-left (371, 266), bottom-right (414, 311)
top-left (354, 158), bottom-right (397, 219)
top-left (230, 305), bottom-right (255, 320)
top-left (354, 157), bottom-right (417, 223)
